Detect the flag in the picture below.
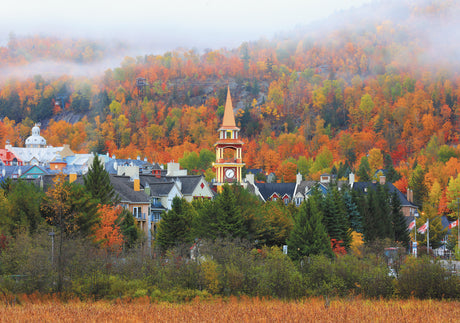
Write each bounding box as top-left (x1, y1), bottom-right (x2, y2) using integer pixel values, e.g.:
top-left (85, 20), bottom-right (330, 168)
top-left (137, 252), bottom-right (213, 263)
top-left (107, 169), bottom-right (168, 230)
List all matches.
top-left (417, 221), bottom-right (428, 234)
top-left (449, 219), bottom-right (458, 229)
top-left (408, 219), bottom-right (416, 230)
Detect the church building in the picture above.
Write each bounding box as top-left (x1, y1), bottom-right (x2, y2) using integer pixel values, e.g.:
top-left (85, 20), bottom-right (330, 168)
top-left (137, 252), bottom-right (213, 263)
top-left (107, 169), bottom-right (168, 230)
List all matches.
top-left (213, 87), bottom-right (244, 191)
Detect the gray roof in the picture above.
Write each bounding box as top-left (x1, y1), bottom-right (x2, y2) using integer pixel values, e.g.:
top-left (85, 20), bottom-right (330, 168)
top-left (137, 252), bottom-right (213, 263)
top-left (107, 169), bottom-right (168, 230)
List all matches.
top-left (254, 182), bottom-right (296, 201)
top-left (109, 175), bottom-right (150, 204)
top-left (140, 174), bottom-right (204, 195)
top-left (148, 182), bottom-right (176, 196)
top-left (295, 180), bottom-right (349, 195)
top-left (105, 159), bottom-right (151, 174)
top-left (74, 174), bottom-right (150, 204)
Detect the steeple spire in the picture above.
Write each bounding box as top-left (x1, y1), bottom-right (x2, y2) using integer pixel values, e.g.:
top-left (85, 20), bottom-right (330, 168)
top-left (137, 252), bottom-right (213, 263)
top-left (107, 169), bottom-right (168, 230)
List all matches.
top-left (221, 86), bottom-right (237, 129)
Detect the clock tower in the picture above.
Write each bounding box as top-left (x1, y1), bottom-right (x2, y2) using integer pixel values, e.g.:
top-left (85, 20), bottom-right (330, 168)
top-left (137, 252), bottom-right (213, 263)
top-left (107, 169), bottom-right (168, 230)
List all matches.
top-left (213, 87), bottom-right (244, 189)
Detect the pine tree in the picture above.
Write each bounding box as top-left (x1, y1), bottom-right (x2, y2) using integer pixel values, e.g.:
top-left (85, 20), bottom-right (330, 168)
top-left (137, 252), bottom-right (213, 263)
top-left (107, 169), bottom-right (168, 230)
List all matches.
top-left (384, 153), bottom-right (401, 183)
top-left (322, 187), bottom-right (351, 249)
top-left (357, 156), bottom-right (371, 181)
top-left (156, 197), bottom-right (195, 252)
top-left (215, 184), bottom-right (248, 239)
top-left (83, 154), bottom-right (117, 205)
top-left (119, 208), bottom-right (140, 248)
top-left (376, 184), bottom-right (393, 240)
top-left (390, 190), bottom-right (410, 246)
top-left (287, 195), bottom-right (332, 260)
top-left (344, 190), bottom-right (363, 233)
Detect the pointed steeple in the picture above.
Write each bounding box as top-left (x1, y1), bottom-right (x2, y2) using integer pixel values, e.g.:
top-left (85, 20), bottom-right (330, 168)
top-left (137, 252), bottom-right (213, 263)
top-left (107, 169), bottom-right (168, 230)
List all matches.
top-left (221, 86), bottom-right (237, 129)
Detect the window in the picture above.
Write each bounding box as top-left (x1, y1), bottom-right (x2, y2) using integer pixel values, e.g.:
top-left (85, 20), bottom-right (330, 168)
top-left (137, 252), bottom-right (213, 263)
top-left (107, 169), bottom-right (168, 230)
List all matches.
top-left (133, 207), bottom-right (142, 218)
top-left (226, 131), bottom-right (232, 139)
top-left (295, 197), bottom-right (302, 206)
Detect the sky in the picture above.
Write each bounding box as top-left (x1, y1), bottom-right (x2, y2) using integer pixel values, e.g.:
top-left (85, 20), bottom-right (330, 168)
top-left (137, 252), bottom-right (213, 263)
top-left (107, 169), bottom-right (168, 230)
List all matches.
top-left (0, 0), bottom-right (373, 53)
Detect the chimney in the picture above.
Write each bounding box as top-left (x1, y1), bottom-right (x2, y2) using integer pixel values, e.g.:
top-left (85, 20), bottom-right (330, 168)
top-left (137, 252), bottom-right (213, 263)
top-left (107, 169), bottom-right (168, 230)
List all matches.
top-left (134, 176), bottom-right (140, 192)
top-left (379, 175), bottom-right (386, 185)
top-left (137, 156), bottom-right (140, 160)
top-left (1, 168), bottom-right (5, 177)
top-left (18, 168), bottom-right (22, 176)
top-left (144, 182), bottom-right (150, 196)
top-left (410, 189), bottom-right (414, 203)
top-left (349, 173), bottom-right (355, 187)
top-left (246, 173), bottom-right (255, 185)
top-left (175, 178), bottom-right (182, 191)
top-left (69, 173), bottom-right (77, 183)
top-left (296, 173), bottom-right (303, 185)
top-left (407, 188), bottom-right (410, 202)
top-left (40, 176), bottom-right (44, 190)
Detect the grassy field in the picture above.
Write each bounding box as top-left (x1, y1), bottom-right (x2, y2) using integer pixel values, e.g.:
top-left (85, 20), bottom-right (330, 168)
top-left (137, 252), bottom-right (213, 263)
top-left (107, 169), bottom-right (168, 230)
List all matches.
top-left (1, 296), bottom-right (460, 322)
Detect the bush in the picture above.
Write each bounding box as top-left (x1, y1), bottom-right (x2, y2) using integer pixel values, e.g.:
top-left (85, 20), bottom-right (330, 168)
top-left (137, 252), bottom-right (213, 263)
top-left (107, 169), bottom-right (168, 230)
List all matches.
top-left (396, 257), bottom-right (460, 299)
top-left (252, 247), bottom-right (303, 299)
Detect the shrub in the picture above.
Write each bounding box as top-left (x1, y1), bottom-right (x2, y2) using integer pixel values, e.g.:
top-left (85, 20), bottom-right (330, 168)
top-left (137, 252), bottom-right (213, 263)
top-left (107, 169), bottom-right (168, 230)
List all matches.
top-left (396, 256), bottom-right (460, 299)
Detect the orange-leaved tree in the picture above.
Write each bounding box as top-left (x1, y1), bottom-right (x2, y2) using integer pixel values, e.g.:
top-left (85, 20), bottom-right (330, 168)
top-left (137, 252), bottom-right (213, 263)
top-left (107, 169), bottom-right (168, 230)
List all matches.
top-left (92, 204), bottom-right (124, 255)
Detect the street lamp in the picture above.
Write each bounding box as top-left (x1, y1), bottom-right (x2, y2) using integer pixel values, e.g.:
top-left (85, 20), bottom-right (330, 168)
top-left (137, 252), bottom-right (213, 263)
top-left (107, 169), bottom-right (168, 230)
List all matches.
top-left (413, 211), bottom-right (419, 257)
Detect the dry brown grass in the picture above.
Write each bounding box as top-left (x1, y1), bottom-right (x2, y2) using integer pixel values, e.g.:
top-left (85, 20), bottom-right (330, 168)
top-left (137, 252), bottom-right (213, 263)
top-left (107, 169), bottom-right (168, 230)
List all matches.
top-left (0, 296), bottom-right (459, 322)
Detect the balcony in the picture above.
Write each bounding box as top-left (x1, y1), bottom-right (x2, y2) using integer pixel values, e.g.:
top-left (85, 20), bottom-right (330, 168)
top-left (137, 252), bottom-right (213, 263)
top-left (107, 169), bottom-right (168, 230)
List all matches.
top-left (133, 212), bottom-right (147, 221)
top-left (151, 213), bottom-right (162, 223)
top-left (215, 158), bottom-right (242, 164)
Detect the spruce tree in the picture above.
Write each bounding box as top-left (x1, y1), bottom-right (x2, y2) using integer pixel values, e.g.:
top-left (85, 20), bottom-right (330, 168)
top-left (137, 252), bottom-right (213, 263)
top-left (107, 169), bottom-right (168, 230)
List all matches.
top-left (357, 156), bottom-right (371, 182)
top-left (391, 190), bottom-right (410, 246)
top-left (156, 197), bottom-right (195, 252)
top-left (287, 196), bottom-right (332, 260)
top-left (376, 184), bottom-right (393, 239)
top-left (322, 187), bottom-right (351, 249)
top-left (384, 153), bottom-right (401, 183)
top-left (84, 154), bottom-right (117, 205)
top-left (344, 190), bottom-right (363, 233)
top-left (215, 184), bottom-right (248, 239)
top-left (119, 208), bottom-right (141, 248)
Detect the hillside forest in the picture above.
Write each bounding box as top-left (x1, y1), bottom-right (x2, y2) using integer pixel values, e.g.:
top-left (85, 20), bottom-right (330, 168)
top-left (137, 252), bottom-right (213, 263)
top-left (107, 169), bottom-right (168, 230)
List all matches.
top-left (1, 0), bottom-right (460, 222)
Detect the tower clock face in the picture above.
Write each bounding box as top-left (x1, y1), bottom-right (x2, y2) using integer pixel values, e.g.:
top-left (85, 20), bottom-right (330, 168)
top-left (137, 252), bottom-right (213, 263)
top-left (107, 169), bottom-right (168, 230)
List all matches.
top-left (225, 168), bottom-right (235, 179)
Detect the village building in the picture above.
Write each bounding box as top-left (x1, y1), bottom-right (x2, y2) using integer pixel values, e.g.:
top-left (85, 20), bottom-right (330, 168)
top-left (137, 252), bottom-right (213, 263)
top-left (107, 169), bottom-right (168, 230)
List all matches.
top-left (213, 87), bottom-right (245, 191)
top-left (3, 124), bottom-right (74, 166)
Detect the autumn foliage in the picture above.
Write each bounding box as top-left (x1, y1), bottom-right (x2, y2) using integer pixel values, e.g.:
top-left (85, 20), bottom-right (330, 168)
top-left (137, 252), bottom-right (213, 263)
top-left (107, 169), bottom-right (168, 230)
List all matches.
top-left (1, 1), bottom-right (460, 214)
top-left (92, 204), bottom-right (124, 255)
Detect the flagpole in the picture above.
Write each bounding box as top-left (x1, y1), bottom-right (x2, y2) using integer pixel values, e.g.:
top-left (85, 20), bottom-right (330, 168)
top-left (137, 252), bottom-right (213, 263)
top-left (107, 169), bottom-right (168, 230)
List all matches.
top-left (427, 217), bottom-right (430, 255)
top-left (457, 198), bottom-right (459, 251)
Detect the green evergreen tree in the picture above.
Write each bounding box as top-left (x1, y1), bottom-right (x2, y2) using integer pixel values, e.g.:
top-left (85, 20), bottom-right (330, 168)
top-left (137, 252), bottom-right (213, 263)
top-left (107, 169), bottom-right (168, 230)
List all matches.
top-left (322, 187), bottom-right (351, 249)
top-left (343, 190), bottom-right (362, 233)
top-left (357, 156), bottom-right (371, 182)
top-left (384, 153), bottom-right (401, 183)
top-left (390, 190), bottom-right (410, 246)
top-left (215, 184), bottom-right (248, 239)
top-left (287, 194), bottom-right (333, 260)
top-left (156, 197), bottom-right (195, 252)
top-left (119, 208), bottom-right (141, 248)
top-left (83, 154), bottom-right (117, 205)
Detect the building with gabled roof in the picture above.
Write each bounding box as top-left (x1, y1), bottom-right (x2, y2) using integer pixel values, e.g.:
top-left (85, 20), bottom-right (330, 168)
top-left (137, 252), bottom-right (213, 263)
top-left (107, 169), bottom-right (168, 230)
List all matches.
top-left (4, 124), bottom-right (74, 166)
